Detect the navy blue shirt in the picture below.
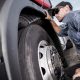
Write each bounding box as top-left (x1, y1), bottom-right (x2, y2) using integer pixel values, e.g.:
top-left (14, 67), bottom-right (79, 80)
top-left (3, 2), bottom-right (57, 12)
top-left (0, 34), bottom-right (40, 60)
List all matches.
top-left (59, 10), bottom-right (80, 49)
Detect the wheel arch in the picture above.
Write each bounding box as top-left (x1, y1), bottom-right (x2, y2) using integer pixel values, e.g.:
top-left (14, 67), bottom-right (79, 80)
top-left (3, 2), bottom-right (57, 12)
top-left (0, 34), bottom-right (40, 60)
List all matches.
top-left (0, 0), bottom-right (45, 80)
top-left (20, 7), bottom-right (45, 18)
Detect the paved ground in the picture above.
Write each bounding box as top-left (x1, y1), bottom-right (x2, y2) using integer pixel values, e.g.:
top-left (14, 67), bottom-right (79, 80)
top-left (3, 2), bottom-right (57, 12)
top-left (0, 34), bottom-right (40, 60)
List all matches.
top-left (64, 44), bottom-right (80, 67)
top-left (63, 44), bottom-right (80, 79)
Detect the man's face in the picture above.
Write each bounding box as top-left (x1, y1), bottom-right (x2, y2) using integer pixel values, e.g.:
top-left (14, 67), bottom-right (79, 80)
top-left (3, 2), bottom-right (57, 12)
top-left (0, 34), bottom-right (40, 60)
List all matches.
top-left (55, 5), bottom-right (71, 21)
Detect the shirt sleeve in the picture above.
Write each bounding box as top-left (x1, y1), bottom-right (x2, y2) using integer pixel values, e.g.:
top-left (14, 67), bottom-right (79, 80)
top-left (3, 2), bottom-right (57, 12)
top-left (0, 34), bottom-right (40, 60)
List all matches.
top-left (58, 23), bottom-right (68, 36)
top-left (58, 13), bottom-right (71, 37)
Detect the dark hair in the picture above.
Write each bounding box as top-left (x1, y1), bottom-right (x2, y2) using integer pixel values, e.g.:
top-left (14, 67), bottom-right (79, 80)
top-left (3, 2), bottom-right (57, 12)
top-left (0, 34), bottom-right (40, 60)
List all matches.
top-left (56, 1), bottom-right (73, 10)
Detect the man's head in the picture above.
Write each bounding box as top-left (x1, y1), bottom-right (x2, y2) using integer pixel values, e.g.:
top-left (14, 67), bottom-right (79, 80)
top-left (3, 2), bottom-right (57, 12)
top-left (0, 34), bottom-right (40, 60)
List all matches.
top-left (55, 1), bottom-right (73, 21)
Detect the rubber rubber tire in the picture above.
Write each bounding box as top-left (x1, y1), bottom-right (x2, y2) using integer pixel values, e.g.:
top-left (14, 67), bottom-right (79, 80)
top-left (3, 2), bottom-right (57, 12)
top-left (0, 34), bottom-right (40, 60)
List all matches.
top-left (18, 23), bottom-right (53, 80)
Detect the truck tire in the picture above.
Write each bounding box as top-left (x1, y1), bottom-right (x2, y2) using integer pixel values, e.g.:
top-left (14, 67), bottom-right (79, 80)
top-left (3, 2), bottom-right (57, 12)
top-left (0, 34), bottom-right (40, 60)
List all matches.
top-left (18, 15), bottom-right (63, 80)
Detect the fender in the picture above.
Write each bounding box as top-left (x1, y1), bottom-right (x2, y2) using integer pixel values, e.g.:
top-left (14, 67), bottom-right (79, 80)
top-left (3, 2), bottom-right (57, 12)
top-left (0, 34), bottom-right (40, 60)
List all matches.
top-left (0, 0), bottom-right (65, 80)
top-left (0, 0), bottom-right (46, 80)
top-left (32, 0), bottom-right (51, 8)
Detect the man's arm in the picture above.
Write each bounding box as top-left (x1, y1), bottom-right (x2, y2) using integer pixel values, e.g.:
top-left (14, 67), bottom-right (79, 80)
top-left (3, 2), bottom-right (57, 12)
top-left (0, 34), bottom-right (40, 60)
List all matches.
top-left (50, 19), bottom-right (61, 33)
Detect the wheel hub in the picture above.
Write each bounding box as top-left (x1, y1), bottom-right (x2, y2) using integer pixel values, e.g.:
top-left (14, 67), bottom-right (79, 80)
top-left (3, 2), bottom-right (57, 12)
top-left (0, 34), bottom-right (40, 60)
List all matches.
top-left (38, 40), bottom-right (64, 80)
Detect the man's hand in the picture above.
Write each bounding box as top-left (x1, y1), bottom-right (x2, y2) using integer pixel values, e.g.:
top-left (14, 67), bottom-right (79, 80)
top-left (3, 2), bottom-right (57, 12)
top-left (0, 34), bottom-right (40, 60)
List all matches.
top-left (45, 10), bottom-right (52, 21)
top-left (44, 10), bottom-right (61, 33)
top-left (73, 68), bottom-right (80, 80)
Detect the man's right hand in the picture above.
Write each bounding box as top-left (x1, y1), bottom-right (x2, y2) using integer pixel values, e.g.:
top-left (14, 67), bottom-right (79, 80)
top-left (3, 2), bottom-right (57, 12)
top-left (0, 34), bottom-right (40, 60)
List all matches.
top-left (45, 10), bottom-right (61, 33)
top-left (45, 10), bottom-right (52, 21)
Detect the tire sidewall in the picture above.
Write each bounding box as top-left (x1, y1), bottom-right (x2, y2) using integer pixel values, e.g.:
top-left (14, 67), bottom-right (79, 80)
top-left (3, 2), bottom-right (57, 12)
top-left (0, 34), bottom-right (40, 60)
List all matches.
top-left (19, 24), bottom-right (52, 80)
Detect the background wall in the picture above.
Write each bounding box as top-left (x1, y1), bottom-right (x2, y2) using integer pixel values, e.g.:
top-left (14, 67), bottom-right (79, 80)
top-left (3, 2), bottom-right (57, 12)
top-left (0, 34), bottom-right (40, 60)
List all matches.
top-left (50, 0), bottom-right (80, 10)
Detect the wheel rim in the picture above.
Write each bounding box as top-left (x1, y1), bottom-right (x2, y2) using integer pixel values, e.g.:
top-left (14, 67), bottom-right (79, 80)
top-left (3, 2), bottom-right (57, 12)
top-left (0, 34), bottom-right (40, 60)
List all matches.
top-left (38, 40), bottom-right (64, 80)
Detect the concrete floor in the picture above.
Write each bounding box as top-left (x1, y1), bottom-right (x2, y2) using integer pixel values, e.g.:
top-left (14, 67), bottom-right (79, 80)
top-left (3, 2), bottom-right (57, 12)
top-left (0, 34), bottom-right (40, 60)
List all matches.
top-left (64, 44), bottom-right (80, 67)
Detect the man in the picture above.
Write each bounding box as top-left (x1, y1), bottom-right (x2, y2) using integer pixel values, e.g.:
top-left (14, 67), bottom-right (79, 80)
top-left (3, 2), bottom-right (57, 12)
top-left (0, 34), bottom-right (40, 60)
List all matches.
top-left (45, 1), bottom-right (80, 80)
top-left (45, 1), bottom-right (80, 54)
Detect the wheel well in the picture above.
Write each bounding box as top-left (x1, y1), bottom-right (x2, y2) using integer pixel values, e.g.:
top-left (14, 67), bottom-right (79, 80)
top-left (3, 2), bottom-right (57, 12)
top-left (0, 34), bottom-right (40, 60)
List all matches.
top-left (20, 7), bottom-right (45, 18)
top-left (19, 7), bottom-right (59, 45)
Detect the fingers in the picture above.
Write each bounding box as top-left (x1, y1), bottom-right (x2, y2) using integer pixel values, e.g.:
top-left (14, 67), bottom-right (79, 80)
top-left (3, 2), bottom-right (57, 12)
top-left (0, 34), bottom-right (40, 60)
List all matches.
top-left (75, 68), bottom-right (80, 74)
top-left (73, 73), bottom-right (80, 80)
top-left (45, 10), bottom-right (48, 15)
top-left (44, 10), bottom-right (49, 16)
top-left (73, 68), bottom-right (80, 80)
top-left (44, 10), bottom-right (52, 20)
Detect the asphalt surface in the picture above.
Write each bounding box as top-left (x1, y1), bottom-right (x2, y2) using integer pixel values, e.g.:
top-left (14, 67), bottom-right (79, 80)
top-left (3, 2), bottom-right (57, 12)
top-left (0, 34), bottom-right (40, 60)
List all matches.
top-left (64, 43), bottom-right (80, 67)
top-left (63, 43), bottom-right (80, 78)
top-left (0, 42), bottom-right (80, 80)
